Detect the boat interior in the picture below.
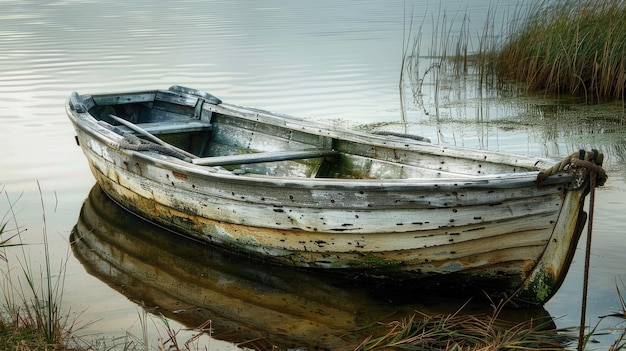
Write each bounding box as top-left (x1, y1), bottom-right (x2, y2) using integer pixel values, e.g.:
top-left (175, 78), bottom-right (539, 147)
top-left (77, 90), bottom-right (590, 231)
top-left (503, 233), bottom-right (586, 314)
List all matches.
top-left (74, 86), bottom-right (538, 179)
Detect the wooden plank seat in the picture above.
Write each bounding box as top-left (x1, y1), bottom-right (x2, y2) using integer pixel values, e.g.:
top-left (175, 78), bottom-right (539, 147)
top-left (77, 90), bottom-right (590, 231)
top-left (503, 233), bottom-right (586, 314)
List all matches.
top-left (191, 149), bottom-right (339, 166)
top-left (111, 120), bottom-right (213, 135)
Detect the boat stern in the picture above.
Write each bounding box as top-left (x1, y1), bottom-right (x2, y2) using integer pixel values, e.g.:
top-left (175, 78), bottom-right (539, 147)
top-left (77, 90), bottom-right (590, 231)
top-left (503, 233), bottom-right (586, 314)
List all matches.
top-left (517, 151), bottom-right (606, 304)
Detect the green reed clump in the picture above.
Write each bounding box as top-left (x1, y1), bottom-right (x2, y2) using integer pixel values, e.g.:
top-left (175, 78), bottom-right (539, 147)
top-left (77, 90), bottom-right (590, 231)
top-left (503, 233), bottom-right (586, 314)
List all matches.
top-left (496, 0), bottom-right (626, 102)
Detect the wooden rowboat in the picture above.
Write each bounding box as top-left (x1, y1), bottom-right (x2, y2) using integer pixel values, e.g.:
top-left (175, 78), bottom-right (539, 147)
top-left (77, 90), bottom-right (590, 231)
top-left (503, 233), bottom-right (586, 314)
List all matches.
top-left (66, 85), bottom-right (606, 305)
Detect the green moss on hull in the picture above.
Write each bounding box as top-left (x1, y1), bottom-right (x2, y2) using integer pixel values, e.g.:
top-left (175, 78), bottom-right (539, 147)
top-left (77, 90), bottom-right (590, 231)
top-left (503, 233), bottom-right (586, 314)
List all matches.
top-left (345, 254), bottom-right (404, 270)
top-left (518, 269), bottom-right (558, 305)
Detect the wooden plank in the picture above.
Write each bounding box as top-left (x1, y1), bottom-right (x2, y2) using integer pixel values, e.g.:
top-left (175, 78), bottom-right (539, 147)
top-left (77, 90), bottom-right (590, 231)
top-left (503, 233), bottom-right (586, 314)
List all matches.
top-left (109, 115), bottom-right (198, 160)
top-left (155, 91), bottom-right (198, 107)
top-left (114, 120), bottom-right (212, 135)
top-left (212, 113), bottom-right (333, 147)
top-left (192, 150), bottom-right (338, 166)
top-left (92, 92), bottom-right (157, 105)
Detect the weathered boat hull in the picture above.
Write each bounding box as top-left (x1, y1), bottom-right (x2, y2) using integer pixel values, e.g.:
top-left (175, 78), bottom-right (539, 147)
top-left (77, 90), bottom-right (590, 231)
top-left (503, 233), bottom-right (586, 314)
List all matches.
top-left (66, 86), bottom-right (602, 304)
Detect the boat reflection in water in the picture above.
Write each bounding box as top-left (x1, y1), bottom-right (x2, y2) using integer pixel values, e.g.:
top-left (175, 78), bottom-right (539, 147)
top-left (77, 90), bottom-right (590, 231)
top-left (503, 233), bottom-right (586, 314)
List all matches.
top-left (72, 185), bottom-right (555, 350)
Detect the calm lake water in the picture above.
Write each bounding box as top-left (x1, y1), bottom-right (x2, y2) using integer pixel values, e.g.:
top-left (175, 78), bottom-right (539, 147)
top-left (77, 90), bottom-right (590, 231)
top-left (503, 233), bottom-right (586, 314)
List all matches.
top-left (2, 0), bottom-right (625, 349)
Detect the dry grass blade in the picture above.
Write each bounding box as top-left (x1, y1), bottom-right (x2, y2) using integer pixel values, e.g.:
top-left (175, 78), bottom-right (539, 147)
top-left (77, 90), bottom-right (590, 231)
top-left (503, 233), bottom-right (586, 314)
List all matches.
top-left (617, 279), bottom-right (626, 319)
top-left (183, 320), bottom-right (213, 350)
top-left (152, 314), bottom-right (215, 351)
top-left (156, 313), bottom-right (181, 350)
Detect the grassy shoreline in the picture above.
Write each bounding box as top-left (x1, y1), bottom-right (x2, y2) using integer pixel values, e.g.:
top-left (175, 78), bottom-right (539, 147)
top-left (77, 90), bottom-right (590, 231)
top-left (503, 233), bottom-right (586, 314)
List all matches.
top-left (1, 184), bottom-right (76, 350)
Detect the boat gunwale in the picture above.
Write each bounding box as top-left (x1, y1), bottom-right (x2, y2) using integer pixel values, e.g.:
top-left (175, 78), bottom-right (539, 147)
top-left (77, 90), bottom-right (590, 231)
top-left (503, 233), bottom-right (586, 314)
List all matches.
top-left (66, 91), bottom-right (576, 190)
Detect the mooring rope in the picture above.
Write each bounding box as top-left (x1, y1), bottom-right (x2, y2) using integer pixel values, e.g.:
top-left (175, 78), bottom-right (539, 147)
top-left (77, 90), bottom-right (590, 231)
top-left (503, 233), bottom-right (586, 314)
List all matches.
top-left (119, 133), bottom-right (192, 162)
top-left (536, 150), bottom-right (606, 350)
top-left (578, 170), bottom-right (598, 351)
top-left (536, 150), bottom-right (607, 186)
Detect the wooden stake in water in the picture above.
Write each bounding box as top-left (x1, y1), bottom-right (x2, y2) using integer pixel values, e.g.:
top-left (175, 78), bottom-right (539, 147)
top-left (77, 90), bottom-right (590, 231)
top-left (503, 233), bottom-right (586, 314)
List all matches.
top-left (578, 170), bottom-right (598, 351)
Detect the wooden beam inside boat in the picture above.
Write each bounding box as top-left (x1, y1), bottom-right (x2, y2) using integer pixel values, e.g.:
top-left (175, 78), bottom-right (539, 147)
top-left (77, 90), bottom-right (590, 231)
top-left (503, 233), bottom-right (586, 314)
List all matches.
top-left (192, 150), bottom-right (339, 166)
top-left (110, 120), bottom-right (213, 135)
top-left (109, 114), bottom-right (198, 159)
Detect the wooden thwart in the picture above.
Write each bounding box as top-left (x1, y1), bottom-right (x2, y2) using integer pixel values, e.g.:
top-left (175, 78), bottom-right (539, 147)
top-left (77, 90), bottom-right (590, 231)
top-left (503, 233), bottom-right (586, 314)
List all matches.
top-left (192, 149), bottom-right (338, 166)
top-left (110, 119), bottom-right (212, 135)
top-left (109, 114), bottom-right (198, 159)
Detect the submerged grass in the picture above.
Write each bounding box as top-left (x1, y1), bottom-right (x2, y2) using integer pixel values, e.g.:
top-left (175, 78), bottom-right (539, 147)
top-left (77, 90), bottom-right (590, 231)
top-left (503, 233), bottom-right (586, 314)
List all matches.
top-left (355, 300), bottom-right (573, 351)
top-left (356, 284), bottom-right (626, 351)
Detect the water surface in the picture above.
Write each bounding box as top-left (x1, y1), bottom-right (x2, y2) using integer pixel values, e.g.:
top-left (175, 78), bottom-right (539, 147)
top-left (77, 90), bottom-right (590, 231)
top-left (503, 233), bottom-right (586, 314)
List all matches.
top-left (1, 0), bottom-right (625, 349)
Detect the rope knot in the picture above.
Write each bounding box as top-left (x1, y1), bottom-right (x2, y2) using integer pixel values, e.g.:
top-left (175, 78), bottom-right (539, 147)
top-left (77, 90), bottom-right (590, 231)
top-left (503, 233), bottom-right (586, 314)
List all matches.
top-left (536, 149), bottom-right (607, 186)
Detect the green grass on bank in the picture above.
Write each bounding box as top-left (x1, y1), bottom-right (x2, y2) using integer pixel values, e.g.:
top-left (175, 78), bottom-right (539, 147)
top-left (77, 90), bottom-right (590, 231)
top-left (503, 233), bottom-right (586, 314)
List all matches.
top-left (1, 185), bottom-right (76, 350)
top-left (496, 0), bottom-right (626, 102)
